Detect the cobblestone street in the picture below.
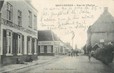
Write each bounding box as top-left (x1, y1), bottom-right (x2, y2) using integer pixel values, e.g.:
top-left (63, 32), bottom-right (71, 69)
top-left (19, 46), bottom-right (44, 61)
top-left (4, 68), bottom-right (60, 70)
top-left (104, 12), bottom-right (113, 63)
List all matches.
top-left (7, 56), bottom-right (114, 73)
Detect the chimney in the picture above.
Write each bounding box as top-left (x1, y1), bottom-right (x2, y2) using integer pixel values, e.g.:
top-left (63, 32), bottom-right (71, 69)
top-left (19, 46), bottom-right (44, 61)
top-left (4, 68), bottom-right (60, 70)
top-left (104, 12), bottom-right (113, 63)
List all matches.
top-left (104, 7), bottom-right (108, 12)
top-left (25, 0), bottom-right (31, 4)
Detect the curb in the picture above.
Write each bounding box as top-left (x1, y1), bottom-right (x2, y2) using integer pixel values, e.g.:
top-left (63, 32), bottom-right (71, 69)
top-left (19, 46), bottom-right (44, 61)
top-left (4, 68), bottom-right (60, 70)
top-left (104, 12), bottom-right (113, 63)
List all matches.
top-left (0, 56), bottom-right (63, 73)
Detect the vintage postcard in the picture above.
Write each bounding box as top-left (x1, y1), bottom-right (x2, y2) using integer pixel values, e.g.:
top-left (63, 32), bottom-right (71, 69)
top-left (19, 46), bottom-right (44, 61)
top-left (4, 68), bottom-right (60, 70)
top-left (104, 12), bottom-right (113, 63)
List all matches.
top-left (0, 0), bottom-right (114, 73)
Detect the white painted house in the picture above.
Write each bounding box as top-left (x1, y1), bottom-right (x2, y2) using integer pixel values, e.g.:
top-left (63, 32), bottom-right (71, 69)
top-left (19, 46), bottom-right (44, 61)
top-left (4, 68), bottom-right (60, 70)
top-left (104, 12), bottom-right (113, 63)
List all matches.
top-left (0, 0), bottom-right (38, 65)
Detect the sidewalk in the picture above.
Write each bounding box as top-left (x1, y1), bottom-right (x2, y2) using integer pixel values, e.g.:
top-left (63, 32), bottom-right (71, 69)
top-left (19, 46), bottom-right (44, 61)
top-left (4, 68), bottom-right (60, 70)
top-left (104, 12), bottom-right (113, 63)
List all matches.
top-left (0, 55), bottom-right (62, 73)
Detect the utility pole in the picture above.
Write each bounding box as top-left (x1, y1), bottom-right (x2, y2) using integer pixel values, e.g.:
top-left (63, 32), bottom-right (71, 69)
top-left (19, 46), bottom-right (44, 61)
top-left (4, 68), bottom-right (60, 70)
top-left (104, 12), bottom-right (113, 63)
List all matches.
top-left (71, 31), bottom-right (75, 49)
top-left (72, 37), bottom-right (74, 49)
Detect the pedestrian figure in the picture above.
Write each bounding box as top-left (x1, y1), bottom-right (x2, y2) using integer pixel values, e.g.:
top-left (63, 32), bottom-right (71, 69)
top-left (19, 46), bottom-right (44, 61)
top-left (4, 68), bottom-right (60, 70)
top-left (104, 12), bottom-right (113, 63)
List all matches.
top-left (76, 50), bottom-right (78, 56)
top-left (88, 52), bottom-right (91, 61)
top-left (72, 51), bottom-right (75, 57)
top-left (71, 52), bottom-right (73, 57)
top-left (88, 51), bottom-right (94, 61)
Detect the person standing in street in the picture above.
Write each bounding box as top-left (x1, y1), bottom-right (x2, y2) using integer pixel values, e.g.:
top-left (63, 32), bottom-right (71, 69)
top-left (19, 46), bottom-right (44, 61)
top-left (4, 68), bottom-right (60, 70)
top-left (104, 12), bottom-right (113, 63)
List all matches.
top-left (88, 52), bottom-right (92, 61)
top-left (88, 51), bottom-right (94, 61)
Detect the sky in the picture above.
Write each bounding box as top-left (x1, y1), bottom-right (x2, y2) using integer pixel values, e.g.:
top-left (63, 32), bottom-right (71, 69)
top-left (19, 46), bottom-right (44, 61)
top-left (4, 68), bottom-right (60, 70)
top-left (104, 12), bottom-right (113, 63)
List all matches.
top-left (31, 0), bottom-right (114, 49)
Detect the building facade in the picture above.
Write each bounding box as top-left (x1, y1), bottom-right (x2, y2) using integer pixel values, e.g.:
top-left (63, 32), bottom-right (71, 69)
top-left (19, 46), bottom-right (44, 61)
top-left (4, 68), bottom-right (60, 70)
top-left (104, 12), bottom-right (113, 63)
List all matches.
top-left (87, 7), bottom-right (114, 47)
top-left (0, 0), bottom-right (38, 66)
top-left (38, 30), bottom-right (69, 56)
top-left (38, 30), bottom-right (57, 56)
top-left (56, 41), bottom-right (69, 55)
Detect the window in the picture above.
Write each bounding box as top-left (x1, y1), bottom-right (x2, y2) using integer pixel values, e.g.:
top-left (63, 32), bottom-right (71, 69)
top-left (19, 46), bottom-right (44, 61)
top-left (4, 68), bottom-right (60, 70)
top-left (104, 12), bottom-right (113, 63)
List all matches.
top-left (38, 46), bottom-right (40, 53)
top-left (51, 46), bottom-right (53, 53)
top-left (22, 35), bottom-right (24, 54)
top-left (34, 39), bottom-right (37, 54)
top-left (28, 11), bottom-right (32, 28)
top-left (7, 2), bottom-right (13, 21)
top-left (27, 37), bottom-right (32, 55)
top-left (17, 34), bottom-right (22, 55)
top-left (3, 30), bottom-right (7, 55)
top-left (44, 46), bottom-right (47, 53)
top-left (34, 15), bottom-right (37, 30)
top-left (6, 30), bottom-right (13, 56)
top-left (40, 46), bottom-right (44, 53)
top-left (18, 10), bottom-right (22, 26)
top-left (12, 33), bottom-right (18, 55)
top-left (32, 39), bottom-right (34, 54)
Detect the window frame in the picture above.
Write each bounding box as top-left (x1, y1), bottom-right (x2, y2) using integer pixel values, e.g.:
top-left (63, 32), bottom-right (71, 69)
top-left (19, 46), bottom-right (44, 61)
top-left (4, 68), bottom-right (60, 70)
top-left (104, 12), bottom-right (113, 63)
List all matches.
top-left (6, 29), bottom-right (13, 56)
top-left (28, 10), bottom-right (32, 28)
top-left (44, 46), bottom-right (47, 53)
top-left (7, 2), bottom-right (13, 21)
top-left (34, 39), bottom-right (37, 55)
top-left (17, 34), bottom-right (23, 55)
top-left (17, 10), bottom-right (22, 27)
top-left (27, 36), bottom-right (32, 55)
top-left (34, 15), bottom-right (37, 30)
top-left (51, 46), bottom-right (53, 53)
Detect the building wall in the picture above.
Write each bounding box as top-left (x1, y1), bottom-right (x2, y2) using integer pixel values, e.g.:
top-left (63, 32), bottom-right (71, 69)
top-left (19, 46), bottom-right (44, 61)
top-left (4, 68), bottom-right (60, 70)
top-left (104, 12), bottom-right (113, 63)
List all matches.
top-left (38, 41), bottom-right (63, 56)
top-left (87, 8), bottom-right (114, 48)
top-left (91, 32), bottom-right (114, 47)
top-left (38, 41), bottom-right (54, 56)
top-left (0, 0), bottom-right (38, 65)
top-left (38, 45), bottom-right (54, 56)
top-left (38, 41), bottom-right (68, 55)
top-left (1, 0), bottom-right (37, 30)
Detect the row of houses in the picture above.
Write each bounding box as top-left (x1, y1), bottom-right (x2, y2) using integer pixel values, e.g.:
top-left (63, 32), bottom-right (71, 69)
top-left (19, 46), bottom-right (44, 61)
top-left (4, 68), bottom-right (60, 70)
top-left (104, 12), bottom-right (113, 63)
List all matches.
top-left (0, 0), bottom-right (71, 66)
top-left (38, 30), bottom-right (70, 56)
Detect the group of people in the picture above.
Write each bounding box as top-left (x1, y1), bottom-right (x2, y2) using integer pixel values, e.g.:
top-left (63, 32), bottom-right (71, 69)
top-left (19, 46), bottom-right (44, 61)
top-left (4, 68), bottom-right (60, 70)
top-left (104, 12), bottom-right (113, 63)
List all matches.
top-left (68, 50), bottom-right (79, 57)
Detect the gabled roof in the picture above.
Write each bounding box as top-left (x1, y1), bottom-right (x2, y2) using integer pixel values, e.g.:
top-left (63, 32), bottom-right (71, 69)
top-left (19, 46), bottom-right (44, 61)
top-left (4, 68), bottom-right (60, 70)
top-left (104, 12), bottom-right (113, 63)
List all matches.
top-left (38, 30), bottom-right (60, 41)
top-left (91, 7), bottom-right (114, 32)
top-left (38, 30), bottom-right (53, 41)
top-left (52, 32), bottom-right (60, 41)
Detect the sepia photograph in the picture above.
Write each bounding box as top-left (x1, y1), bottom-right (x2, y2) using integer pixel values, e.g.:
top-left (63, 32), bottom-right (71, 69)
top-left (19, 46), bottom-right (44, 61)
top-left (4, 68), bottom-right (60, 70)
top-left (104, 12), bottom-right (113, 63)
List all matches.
top-left (0, 0), bottom-right (114, 73)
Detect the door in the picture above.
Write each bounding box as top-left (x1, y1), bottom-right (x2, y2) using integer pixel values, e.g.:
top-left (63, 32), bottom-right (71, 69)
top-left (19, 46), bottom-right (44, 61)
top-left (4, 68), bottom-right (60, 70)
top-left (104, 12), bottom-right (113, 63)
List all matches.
top-left (44, 46), bottom-right (47, 53)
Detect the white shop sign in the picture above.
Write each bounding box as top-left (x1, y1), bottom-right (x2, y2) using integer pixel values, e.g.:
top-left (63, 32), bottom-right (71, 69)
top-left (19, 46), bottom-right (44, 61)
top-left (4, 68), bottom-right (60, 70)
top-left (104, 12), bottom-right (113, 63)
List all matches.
top-left (38, 41), bottom-right (54, 45)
